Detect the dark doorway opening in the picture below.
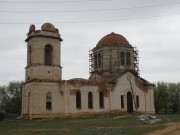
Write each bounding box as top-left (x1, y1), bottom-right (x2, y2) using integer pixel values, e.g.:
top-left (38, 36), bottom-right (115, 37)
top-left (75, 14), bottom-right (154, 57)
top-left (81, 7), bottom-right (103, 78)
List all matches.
top-left (127, 92), bottom-right (133, 113)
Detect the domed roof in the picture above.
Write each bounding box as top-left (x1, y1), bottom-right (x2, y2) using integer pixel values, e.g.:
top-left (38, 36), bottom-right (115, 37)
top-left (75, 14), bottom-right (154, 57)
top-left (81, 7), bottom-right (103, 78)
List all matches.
top-left (97, 32), bottom-right (129, 46)
top-left (41, 23), bottom-right (56, 32)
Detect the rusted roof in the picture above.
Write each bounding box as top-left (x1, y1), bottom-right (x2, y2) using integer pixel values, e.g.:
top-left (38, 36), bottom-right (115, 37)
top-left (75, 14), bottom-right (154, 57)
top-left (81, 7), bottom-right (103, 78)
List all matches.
top-left (97, 32), bottom-right (129, 47)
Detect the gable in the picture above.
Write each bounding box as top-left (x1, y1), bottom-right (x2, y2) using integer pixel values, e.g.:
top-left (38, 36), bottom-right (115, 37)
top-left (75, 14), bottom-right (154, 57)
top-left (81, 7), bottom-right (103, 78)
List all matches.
top-left (89, 73), bottom-right (105, 84)
top-left (110, 70), bottom-right (154, 92)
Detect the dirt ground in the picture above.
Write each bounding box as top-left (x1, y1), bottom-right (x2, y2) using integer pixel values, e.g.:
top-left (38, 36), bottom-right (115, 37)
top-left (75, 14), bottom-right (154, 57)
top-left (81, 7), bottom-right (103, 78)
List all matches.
top-left (145, 122), bottom-right (180, 135)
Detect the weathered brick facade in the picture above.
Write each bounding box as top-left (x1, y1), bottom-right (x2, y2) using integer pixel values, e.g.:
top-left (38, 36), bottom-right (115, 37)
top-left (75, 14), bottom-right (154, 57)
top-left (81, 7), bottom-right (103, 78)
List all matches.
top-left (22, 23), bottom-right (155, 119)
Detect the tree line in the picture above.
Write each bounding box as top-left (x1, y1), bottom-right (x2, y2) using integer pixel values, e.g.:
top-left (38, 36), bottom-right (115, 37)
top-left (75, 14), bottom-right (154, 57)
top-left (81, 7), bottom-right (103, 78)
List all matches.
top-left (0, 81), bottom-right (180, 114)
top-left (154, 82), bottom-right (180, 113)
top-left (0, 81), bottom-right (23, 114)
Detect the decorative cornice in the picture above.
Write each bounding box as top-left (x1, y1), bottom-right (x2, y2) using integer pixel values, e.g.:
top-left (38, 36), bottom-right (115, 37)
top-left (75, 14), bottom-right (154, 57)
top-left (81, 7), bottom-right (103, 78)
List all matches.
top-left (25, 64), bottom-right (61, 69)
top-left (24, 79), bottom-right (61, 84)
top-left (25, 34), bottom-right (63, 42)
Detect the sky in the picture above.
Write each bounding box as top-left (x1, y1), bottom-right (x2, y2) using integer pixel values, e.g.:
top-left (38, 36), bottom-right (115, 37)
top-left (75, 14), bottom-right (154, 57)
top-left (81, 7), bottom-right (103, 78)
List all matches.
top-left (0, 0), bottom-right (180, 86)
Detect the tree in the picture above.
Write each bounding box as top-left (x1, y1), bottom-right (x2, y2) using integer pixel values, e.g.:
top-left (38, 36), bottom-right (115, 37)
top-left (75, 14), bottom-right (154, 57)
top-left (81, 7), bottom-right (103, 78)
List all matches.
top-left (154, 82), bottom-right (180, 114)
top-left (168, 83), bottom-right (180, 113)
top-left (154, 82), bottom-right (169, 113)
top-left (0, 81), bottom-right (23, 114)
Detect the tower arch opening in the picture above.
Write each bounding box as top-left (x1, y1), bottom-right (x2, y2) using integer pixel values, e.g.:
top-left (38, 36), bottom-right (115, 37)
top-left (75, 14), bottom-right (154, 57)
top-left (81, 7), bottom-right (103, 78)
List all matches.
top-left (120, 51), bottom-right (125, 65)
top-left (126, 52), bottom-right (131, 66)
top-left (45, 44), bottom-right (53, 66)
top-left (27, 45), bottom-right (32, 66)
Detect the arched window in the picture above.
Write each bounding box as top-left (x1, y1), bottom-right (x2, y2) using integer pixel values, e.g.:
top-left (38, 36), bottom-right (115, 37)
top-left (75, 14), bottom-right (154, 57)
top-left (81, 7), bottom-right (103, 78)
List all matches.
top-left (46, 92), bottom-right (52, 110)
top-left (126, 52), bottom-right (131, 66)
top-left (88, 92), bottom-right (93, 109)
top-left (45, 45), bottom-right (53, 66)
top-left (94, 54), bottom-right (97, 68)
top-left (98, 53), bottom-right (101, 68)
top-left (120, 51), bottom-right (125, 65)
top-left (121, 95), bottom-right (124, 108)
top-left (99, 92), bottom-right (104, 108)
top-left (28, 45), bottom-right (32, 65)
top-left (76, 91), bottom-right (81, 109)
top-left (136, 95), bottom-right (139, 108)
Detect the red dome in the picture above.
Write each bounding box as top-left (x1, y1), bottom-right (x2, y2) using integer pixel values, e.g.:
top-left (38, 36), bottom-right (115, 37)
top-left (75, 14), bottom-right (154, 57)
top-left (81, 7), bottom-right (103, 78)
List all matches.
top-left (97, 32), bottom-right (129, 46)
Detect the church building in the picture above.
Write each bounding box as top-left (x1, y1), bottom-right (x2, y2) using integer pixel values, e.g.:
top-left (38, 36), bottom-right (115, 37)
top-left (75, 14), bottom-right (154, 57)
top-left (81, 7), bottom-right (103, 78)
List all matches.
top-left (22, 23), bottom-right (155, 119)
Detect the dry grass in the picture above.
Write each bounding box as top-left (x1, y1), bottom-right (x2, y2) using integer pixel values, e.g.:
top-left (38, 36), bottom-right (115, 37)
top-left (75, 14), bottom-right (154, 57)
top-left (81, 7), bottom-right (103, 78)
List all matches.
top-left (0, 113), bottom-right (179, 135)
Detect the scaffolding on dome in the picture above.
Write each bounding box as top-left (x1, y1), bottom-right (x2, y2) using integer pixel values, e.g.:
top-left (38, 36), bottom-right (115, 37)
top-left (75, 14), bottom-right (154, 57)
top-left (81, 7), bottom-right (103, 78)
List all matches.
top-left (134, 47), bottom-right (140, 76)
top-left (89, 46), bottom-right (140, 79)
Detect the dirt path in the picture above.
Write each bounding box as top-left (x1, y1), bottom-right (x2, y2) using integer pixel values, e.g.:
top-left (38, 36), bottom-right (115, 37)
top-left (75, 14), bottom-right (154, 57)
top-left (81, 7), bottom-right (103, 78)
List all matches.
top-left (145, 122), bottom-right (180, 135)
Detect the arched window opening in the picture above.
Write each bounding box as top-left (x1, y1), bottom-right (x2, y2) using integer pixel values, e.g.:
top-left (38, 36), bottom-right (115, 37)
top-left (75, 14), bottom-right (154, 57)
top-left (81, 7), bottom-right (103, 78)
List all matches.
top-left (94, 54), bottom-right (97, 68)
top-left (76, 91), bottom-right (81, 109)
top-left (126, 52), bottom-right (131, 66)
top-left (121, 95), bottom-right (124, 108)
top-left (136, 95), bottom-right (139, 108)
top-left (99, 92), bottom-right (104, 108)
top-left (28, 45), bottom-right (32, 65)
top-left (98, 53), bottom-right (101, 68)
top-left (88, 92), bottom-right (93, 109)
top-left (46, 92), bottom-right (52, 110)
top-left (45, 45), bottom-right (53, 66)
top-left (120, 51), bottom-right (125, 65)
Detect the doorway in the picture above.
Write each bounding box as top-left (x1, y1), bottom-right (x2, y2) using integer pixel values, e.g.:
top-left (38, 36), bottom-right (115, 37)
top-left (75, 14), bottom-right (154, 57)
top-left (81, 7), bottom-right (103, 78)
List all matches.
top-left (127, 92), bottom-right (133, 113)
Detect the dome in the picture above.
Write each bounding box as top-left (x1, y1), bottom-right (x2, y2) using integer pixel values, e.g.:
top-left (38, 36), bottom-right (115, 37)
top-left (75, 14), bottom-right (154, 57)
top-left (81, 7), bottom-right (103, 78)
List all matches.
top-left (41, 23), bottom-right (56, 32)
top-left (97, 32), bottom-right (129, 46)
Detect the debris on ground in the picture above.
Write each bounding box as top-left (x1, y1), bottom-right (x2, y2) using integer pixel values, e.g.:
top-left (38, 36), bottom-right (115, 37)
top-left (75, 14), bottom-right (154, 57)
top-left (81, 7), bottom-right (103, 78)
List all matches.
top-left (135, 114), bottom-right (162, 124)
top-left (148, 119), bottom-right (162, 124)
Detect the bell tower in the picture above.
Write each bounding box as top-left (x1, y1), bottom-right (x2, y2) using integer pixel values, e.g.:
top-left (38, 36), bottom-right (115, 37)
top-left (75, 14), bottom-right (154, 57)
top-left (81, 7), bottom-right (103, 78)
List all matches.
top-left (25, 23), bottom-right (63, 82)
top-left (22, 23), bottom-right (63, 119)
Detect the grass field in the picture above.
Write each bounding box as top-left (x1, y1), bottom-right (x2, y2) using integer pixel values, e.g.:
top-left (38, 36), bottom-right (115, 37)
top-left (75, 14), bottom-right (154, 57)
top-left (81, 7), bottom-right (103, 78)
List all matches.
top-left (0, 113), bottom-right (179, 135)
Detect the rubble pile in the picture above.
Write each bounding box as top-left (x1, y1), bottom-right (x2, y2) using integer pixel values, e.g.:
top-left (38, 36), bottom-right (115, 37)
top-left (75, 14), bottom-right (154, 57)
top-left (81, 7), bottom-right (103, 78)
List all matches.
top-left (135, 114), bottom-right (162, 124)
